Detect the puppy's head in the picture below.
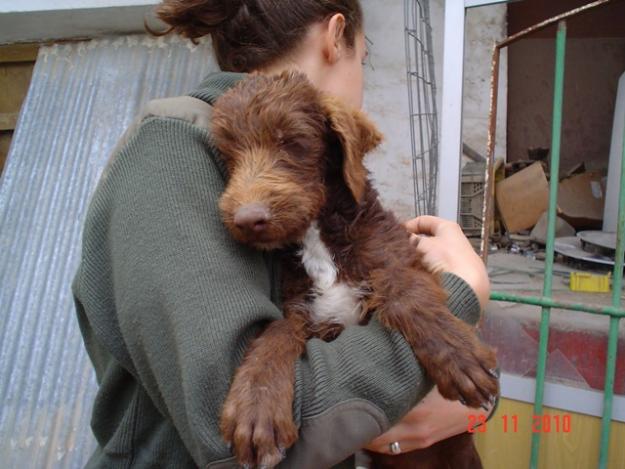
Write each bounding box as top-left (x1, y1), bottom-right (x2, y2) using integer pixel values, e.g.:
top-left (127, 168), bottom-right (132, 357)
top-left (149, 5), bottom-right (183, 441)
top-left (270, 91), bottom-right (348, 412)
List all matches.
top-left (212, 71), bottom-right (382, 250)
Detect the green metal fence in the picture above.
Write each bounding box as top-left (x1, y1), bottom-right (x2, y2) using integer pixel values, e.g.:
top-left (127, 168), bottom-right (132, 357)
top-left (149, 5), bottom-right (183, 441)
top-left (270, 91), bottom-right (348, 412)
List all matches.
top-left (485, 8), bottom-right (625, 469)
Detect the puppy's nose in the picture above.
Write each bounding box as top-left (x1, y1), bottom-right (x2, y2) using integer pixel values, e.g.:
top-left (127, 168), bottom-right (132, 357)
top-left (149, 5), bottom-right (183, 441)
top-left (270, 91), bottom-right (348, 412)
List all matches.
top-left (234, 203), bottom-right (270, 232)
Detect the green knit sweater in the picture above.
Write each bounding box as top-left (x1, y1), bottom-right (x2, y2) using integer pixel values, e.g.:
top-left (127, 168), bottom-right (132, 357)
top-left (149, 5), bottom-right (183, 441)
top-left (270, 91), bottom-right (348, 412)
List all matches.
top-left (73, 71), bottom-right (483, 469)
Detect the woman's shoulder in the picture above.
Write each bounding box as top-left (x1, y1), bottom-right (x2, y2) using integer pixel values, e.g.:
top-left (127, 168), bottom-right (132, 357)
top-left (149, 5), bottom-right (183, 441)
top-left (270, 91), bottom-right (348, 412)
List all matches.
top-left (100, 96), bottom-right (226, 190)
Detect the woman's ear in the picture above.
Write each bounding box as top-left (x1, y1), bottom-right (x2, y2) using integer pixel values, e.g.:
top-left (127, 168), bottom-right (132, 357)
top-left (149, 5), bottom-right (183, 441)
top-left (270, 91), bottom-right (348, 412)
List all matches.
top-left (320, 95), bottom-right (383, 202)
top-left (325, 13), bottom-right (346, 64)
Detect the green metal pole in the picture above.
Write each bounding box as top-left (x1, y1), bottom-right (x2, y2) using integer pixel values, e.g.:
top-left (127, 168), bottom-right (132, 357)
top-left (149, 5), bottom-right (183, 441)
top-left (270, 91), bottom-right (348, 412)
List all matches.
top-left (598, 75), bottom-right (625, 468)
top-left (529, 20), bottom-right (567, 469)
top-left (490, 292), bottom-right (625, 317)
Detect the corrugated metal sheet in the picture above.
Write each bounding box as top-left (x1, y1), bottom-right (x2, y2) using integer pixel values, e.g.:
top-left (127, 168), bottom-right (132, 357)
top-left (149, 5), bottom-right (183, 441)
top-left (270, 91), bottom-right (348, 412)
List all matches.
top-left (0, 34), bottom-right (218, 468)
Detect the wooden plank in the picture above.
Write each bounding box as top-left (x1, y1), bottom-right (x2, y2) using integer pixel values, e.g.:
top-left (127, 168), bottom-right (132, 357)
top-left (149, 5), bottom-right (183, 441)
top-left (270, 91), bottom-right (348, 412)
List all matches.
top-left (0, 112), bottom-right (19, 131)
top-left (0, 62), bottom-right (35, 114)
top-left (0, 131), bottom-right (12, 174)
top-left (0, 43), bottom-right (39, 63)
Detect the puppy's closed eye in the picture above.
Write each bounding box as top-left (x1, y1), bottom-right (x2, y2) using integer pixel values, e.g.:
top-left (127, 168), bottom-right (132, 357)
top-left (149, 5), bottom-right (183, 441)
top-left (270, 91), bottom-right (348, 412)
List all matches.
top-left (280, 139), bottom-right (308, 156)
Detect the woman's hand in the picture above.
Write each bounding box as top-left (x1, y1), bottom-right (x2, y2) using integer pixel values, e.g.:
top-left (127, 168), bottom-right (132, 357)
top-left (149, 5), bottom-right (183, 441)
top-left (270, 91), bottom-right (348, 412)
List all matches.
top-left (404, 215), bottom-right (490, 309)
top-left (364, 385), bottom-right (493, 454)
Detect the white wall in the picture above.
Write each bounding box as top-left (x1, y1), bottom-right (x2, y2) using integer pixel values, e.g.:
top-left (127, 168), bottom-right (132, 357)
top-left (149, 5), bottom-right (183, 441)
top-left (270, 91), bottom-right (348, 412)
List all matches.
top-left (362, 0), bottom-right (416, 219)
top-left (361, 0), bottom-right (507, 221)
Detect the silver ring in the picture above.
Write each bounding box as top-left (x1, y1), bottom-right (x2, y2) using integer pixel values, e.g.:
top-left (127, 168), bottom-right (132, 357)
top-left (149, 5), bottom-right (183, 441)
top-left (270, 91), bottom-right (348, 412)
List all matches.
top-left (389, 441), bottom-right (402, 455)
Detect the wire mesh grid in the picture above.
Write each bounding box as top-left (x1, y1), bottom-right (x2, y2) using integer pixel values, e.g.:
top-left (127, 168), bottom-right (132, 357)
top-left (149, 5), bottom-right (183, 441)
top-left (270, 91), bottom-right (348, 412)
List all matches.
top-left (404, 0), bottom-right (439, 216)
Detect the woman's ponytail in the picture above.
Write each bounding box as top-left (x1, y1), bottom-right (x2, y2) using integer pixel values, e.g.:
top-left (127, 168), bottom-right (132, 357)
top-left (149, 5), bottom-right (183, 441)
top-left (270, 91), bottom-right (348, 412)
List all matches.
top-left (147, 0), bottom-right (363, 73)
top-left (147, 0), bottom-right (242, 43)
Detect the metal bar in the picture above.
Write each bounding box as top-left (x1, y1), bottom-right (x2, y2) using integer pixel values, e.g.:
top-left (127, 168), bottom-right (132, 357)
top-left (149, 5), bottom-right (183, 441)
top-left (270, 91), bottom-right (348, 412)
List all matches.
top-left (405, 0), bottom-right (420, 216)
top-left (422, 0), bottom-right (439, 214)
top-left (438, 0), bottom-right (465, 221)
top-left (405, 0), bottom-right (439, 216)
top-left (600, 317), bottom-right (620, 468)
top-left (497, 0), bottom-right (613, 49)
top-left (480, 45), bottom-right (500, 261)
top-left (490, 292), bottom-right (625, 317)
top-left (598, 90), bottom-right (625, 468)
top-left (414, 1), bottom-right (429, 216)
top-left (529, 20), bottom-right (567, 469)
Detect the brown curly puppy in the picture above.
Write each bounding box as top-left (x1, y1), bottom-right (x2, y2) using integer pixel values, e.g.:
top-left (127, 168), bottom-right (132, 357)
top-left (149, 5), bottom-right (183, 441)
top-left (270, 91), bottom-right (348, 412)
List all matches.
top-left (212, 71), bottom-right (498, 469)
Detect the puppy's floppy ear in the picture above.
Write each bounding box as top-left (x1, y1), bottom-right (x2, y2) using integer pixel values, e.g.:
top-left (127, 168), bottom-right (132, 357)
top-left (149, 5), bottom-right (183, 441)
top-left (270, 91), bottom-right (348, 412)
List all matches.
top-left (320, 96), bottom-right (383, 202)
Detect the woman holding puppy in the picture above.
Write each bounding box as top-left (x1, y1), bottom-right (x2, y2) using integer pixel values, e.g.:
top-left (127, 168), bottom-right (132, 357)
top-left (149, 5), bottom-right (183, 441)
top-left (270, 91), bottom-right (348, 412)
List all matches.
top-left (73, 0), bottom-right (497, 467)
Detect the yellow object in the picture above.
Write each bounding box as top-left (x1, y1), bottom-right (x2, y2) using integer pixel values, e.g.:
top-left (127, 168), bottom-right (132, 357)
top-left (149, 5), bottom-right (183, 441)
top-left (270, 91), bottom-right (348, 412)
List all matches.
top-left (569, 272), bottom-right (611, 293)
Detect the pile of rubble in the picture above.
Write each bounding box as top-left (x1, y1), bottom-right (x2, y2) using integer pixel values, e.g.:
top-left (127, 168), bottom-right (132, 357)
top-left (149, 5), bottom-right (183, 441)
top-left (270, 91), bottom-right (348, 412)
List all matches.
top-left (461, 148), bottom-right (618, 291)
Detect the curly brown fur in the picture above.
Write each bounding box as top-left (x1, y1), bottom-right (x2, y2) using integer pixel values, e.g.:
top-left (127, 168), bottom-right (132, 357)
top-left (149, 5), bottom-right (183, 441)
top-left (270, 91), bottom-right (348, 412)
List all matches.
top-left (212, 71), bottom-right (498, 468)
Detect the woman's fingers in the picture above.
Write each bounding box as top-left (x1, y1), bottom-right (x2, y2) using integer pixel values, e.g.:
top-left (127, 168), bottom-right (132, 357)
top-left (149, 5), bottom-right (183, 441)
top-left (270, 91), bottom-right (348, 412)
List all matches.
top-left (405, 215), bottom-right (458, 237)
top-left (409, 233), bottom-right (421, 247)
top-left (404, 215), bottom-right (437, 235)
top-left (411, 236), bottom-right (446, 273)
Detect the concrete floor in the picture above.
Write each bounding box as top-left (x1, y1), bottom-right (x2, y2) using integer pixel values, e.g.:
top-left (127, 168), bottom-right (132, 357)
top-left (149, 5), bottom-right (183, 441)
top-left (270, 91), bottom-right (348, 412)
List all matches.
top-left (487, 252), bottom-right (621, 333)
top-left (481, 252), bottom-right (625, 395)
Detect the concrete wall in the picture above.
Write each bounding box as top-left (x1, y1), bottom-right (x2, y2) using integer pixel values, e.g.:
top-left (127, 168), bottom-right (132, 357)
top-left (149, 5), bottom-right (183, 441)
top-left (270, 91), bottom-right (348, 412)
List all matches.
top-left (508, 38), bottom-right (625, 173)
top-left (463, 4), bottom-right (508, 162)
top-left (506, 0), bottom-right (625, 174)
top-left (362, 0), bottom-right (507, 221)
top-left (361, 0), bottom-right (416, 220)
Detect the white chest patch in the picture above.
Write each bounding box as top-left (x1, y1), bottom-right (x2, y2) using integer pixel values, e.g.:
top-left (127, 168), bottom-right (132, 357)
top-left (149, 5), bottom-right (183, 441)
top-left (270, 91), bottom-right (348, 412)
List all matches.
top-left (300, 223), bottom-right (363, 326)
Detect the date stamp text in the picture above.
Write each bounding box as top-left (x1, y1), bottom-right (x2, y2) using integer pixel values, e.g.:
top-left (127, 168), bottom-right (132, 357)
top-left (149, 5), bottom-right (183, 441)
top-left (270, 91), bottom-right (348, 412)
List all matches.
top-left (468, 414), bottom-right (572, 433)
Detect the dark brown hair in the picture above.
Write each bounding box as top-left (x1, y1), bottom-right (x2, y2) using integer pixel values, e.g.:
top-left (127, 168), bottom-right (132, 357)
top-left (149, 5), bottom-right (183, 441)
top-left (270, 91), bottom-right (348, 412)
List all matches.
top-left (147, 0), bottom-right (363, 72)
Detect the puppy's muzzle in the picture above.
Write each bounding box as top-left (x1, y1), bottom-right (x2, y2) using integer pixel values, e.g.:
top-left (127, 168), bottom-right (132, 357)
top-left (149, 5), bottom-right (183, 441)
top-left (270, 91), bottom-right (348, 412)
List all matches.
top-left (233, 203), bottom-right (270, 234)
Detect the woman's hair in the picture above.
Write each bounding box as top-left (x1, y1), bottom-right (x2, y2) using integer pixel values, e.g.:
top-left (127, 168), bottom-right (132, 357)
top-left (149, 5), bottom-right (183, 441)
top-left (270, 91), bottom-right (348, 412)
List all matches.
top-left (147, 0), bottom-right (363, 72)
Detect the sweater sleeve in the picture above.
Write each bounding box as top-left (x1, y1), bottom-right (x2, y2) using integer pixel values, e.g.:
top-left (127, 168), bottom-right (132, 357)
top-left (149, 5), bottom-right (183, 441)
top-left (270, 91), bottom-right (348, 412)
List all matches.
top-left (86, 116), bottom-right (486, 467)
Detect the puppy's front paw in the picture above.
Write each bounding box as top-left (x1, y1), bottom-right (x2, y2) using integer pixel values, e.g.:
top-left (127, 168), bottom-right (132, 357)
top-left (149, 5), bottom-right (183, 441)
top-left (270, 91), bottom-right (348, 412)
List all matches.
top-left (424, 334), bottom-right (499, 410)
top-left (220, 383), bottom-right (297, 468)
